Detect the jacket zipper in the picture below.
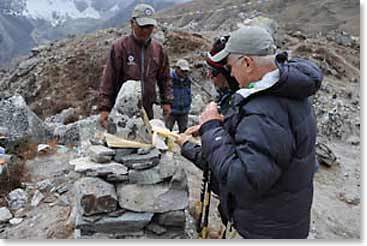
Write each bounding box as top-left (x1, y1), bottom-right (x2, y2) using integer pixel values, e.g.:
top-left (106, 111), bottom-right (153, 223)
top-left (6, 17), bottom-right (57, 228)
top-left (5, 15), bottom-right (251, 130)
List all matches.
top-left (141, 47), bottom-right (145, 103)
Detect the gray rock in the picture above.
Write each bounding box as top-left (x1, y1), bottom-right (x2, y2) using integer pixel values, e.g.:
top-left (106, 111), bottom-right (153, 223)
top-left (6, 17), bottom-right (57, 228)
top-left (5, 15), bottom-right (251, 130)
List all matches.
top-left (36, 179), bottom-right (53, 192)
top-left (76, 230), bottom-right (145, 239)
top-left (108, 80), bottom-right (152, 144)
top-left (54, 124), bottom-right (80, 146)
top-left (76, 211), bottom-right (153, 234)
top-left (129, 153), bottom-right (177, 185)
top-left (45, 107), bottom-right (76, 125)
top-left (117, 168), bottom-right (189, 213)
top-left (190, 94), bottom-right (206, 115)
top-left (153, 31), bottom-right (166, 44)
top-left (114, 148), bottom-right (161, 170)
top-left (114, 148), bottom-right (136, 157)
top-left (13, 208), bottom-right (27, 218)
top-left (316, 142), bottom-right (338, 167)
top-left (77, 116), bottom-right (106, 144)
top-left (9, 217), bottom-right (23, 225)
top-left (335, 32), bottom-right (353, 46)
top-left (137, 147), bottom-right (153, 155)
top-left (0, 96), bottom-right (51, 145)
top-left (7, 188), bottom-right (28, 210)
top-left (74, 229), bottom-right (82, 239)
top-left (31, 190), bottom-right (44, 207)
top-left (347, 136), bottom-right (360, 146)
top-left (74, 177), bottom-right (118, 216)
top-left (53, 115), bottom-right (104, 146)
top-left (154, 210), bottom-right (186, 227)
top-left (54, 184), bottom-right (69, 195)
top-left (337, 192), bottom-right (360, 206)
top-left (57, 195), bottom-right (70, 207)
top-left (70, 157), bottom-right (128, 182)
top-left (89, 145), bottom-right (115, 163)
top-left (0, 207), bottom-right (13, 223)
top-left (146, 223), bottom-right (167, 235)
top-left (17, 58), bottom-right (40, 76)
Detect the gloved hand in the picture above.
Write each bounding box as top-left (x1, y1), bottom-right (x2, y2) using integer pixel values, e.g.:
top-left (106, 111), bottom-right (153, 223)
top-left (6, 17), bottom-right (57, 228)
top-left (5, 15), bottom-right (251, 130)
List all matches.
top-left (99, 111), bottom-right (109, 129)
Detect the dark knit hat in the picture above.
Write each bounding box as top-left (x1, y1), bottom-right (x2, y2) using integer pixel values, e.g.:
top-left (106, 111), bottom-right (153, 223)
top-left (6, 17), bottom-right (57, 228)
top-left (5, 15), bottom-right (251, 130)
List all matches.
top-left (206, 35), bottom-right (239, 92)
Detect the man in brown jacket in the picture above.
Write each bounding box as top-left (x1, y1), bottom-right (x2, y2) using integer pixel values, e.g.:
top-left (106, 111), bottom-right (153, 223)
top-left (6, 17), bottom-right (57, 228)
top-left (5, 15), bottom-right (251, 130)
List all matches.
top-left (98, 3), bottom-right (173, 128)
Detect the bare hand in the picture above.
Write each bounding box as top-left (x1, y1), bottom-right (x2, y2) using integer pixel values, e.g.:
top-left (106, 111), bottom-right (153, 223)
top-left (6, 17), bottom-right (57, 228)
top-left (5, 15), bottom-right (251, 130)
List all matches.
top-left (99, 111), bottom-right (109, 129)
top-left (176, 133), bottom-right (191, 146)
top-left (162, 104), bottom-right (171, 117)
top-left (184, 125), bottom-right (200, 137)
top-left (199, 102), bottom-right (224, 125)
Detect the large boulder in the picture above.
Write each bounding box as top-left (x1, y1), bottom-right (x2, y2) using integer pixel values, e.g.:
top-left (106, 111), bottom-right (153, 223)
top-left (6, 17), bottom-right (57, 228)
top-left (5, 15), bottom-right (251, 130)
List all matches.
top-left (76, 211), bottom-right (154, 235)
top-left (52, 115), bottom-right (105, 146)
top-left (154, 210), bottom-right (186, 228)
top-left (116, 168), bottom-right (189, 213)
top-left (74, 177), bottom-right (118, 216)
top-left (128, 152), bottom-right (177, 185)
top-left (0, 207), bottom-right (13, 223)
top-left (108, 80), bottom-right (152, 144)
top-left (7, 188), bottom-right (28, 210)
top-left (0, 95), bottom-right (51, 147)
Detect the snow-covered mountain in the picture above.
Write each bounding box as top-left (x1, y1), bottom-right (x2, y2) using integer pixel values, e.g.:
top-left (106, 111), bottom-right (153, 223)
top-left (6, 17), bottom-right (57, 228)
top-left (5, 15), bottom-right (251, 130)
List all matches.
top-left (0, 0), bottom-right (191, 65)
top-left (22, 0), bottom-right (134, 26)
top-left (3, 0), bottom-right (190, 26)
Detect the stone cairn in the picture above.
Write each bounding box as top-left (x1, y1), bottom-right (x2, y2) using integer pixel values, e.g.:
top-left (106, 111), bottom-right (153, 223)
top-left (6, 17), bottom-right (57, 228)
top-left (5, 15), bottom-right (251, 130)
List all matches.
top-left (69, 81), bottom-right (189, 239)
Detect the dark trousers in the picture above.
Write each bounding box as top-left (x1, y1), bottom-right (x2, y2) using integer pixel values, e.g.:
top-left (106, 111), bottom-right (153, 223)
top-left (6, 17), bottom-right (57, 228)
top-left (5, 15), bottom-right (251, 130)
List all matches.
top-left (166, 113), bottom-right (189, 133)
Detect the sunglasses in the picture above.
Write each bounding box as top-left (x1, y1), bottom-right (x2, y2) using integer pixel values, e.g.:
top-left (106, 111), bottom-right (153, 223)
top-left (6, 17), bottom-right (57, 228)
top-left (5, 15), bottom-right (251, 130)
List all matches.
top-left (224, 55), bottom-right (245, 73)
top-left (209, 68), bottom-right (221, 77)
top-left (132, 18), bottom-right (154, 29)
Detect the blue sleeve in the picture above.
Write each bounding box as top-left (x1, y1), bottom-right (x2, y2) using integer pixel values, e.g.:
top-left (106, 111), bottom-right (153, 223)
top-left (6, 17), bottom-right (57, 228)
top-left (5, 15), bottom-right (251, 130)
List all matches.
top-left (181, 141), bottom-right (207, 171)
top-left (199, 114), bottom-right (291, 198)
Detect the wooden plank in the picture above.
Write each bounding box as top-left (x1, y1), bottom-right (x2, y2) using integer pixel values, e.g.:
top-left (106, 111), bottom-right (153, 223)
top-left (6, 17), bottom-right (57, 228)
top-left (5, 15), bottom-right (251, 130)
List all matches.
top-left (105, 133), bottom-right (152, 149)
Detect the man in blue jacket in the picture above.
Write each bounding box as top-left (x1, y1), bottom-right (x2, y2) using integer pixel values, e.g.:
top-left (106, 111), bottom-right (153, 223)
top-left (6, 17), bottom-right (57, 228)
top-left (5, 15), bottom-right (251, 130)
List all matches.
top-left (179, 26), bottom-right (323, 238)
top-left (166, 59), bottom-right (192, 133)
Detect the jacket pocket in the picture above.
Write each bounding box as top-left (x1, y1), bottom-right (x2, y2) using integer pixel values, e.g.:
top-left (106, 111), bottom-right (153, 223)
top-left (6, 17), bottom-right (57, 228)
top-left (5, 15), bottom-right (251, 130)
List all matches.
top-left (147, 57), bottom-right (159, 79)
top-left (126, 63), bottom-right (139, 79)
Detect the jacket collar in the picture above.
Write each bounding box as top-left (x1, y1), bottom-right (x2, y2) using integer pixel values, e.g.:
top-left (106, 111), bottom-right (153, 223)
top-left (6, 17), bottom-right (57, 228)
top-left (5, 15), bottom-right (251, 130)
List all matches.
top-left (234, 69), bottom-right (280, 106)
top-left (130, 32), bottom-right (152, 47)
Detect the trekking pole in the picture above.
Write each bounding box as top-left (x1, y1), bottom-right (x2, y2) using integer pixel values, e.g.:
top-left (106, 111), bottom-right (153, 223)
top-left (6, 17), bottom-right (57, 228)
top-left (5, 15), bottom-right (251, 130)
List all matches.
top-left (196, 167), bottom-right (209, 239)
top-left (201, 170), bottom-right (212, 239)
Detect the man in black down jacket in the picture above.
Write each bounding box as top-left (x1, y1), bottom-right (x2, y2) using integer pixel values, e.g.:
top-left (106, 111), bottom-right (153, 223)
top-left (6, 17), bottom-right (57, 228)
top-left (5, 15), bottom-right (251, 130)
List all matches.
top-left (180, 26), bottom-right (323, 239)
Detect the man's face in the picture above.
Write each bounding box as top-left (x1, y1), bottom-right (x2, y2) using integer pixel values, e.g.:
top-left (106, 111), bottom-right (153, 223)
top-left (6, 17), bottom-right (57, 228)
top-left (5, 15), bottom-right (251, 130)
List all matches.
top-left (208, 68), bottom-right (227, 89)
top-left (176, 68), bottom-right (189, 78)
top-left (131, 19), bottom-right (155, 42)
top-left (226, 54), bottom-right (252, 88)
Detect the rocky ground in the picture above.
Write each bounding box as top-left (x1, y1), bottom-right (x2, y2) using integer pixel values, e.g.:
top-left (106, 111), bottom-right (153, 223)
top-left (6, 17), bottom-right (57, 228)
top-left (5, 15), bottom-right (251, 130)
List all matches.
top-left (0, 0), bottom-right (361, 240)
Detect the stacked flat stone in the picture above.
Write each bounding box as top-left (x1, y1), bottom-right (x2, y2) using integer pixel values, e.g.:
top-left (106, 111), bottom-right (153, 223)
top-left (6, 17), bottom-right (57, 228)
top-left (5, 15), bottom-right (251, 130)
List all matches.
top-left (71, 145), bottom-right (189, 239)
top-left (70, 80), bottom-right (189, 239)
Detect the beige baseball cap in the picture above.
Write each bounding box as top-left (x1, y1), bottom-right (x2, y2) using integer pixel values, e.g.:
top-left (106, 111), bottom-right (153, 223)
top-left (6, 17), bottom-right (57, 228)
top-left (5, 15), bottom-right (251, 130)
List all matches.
top-left (176, 59), bottom-right (190, 71)
top-left (131, 4), bottom-right (157, 26)
top-left (208, 26), bottom-right (276, 62)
